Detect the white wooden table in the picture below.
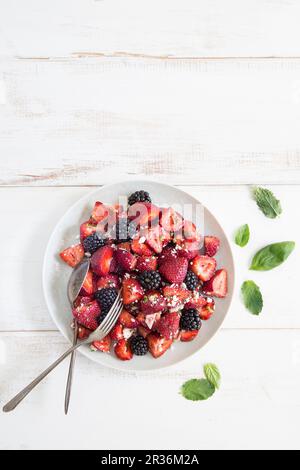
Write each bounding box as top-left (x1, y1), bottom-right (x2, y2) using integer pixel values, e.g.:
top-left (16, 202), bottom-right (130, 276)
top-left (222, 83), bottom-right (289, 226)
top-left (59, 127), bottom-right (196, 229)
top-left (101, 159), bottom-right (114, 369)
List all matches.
top-left (1, 0), bottom-right (300, 450)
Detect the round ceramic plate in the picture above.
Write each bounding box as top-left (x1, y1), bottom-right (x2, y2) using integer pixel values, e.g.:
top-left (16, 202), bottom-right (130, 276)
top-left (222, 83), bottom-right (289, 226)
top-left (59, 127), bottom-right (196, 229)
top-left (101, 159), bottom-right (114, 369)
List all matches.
top-left (43, 180), bottom-right (234, 371)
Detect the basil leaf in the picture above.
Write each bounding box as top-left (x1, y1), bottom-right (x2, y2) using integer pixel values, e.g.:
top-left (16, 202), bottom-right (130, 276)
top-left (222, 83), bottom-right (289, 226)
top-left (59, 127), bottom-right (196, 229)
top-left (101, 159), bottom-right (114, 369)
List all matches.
top-left (250, 241), bottom-right (295, 271)
top-left (253, 187), bottom-right (282, 219)
top-left (241, 280), bottom-right (263, 315)
top-left (204, 363), bottom-right (221, 389)
top-left (235, 224), bottom-right (250, 247)
top-left (181, 379), bottom-right (215, 401)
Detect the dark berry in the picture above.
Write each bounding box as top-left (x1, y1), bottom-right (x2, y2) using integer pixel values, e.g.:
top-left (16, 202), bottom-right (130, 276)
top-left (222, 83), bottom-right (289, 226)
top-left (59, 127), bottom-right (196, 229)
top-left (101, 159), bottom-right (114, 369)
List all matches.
top-left (184, 270), bottom-right (199, 291)
top-left (113, 219), bottom-right (137, 243)
top-left (83, 232), bottom-right (105, 254)
top-left (138, 270), bottom-right (161, 291)
top-left (131, 335), bottom-right (148, 356)
top-left (95, 288), bottom-right (118, 313)
top-left (180, 309), bottom-right (202, 331)
top-left (128, 190), bottom-right (152, 206)
top-left (96, 312), bottom-right (107, 325)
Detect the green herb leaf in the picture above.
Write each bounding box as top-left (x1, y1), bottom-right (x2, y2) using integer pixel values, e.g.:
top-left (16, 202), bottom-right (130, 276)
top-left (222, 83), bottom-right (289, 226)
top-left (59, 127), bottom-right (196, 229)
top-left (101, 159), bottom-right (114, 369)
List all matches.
top-left (241, 280), bottom-right (263, 315)
top-left (253, 187), bottom-right (282, 219)
top-left (250, 241), bottom-right (295, 271)
top-left (204, 364), bottom-right (221, 389)
top-left (181, 379), bottom-right (215, 401)
top-left (235, 224), bottom-right (250, 247)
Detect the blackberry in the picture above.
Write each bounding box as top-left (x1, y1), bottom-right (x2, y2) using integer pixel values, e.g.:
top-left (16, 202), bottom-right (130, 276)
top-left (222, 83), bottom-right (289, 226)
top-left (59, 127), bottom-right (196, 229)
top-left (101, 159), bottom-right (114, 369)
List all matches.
top-left (114, 219), bottom-right (137, 243)
top-left (83, 232), bottom-right (105, 254)
top-left (96, 311), bottom-right (107, 325)
top-left (138, 270), bottom-right (161, 291)
top-left (95, 288), bottom-right (118, 313)
top-left (128, 190), bottom-right (152, 206)
top-left (131, 335), bottom-right (148, 356)
top-left (180, 309), bottom-right (202, 331)
top-left (184, 270), bottom-right (199, 291)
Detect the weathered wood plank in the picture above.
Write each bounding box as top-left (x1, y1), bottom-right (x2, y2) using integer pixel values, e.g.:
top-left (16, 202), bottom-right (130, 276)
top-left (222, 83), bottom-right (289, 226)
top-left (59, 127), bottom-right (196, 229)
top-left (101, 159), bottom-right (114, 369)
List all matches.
top-left (1, 0), bottom-right (300, 58)
top-left (0, 185), bottom-right (298, 331)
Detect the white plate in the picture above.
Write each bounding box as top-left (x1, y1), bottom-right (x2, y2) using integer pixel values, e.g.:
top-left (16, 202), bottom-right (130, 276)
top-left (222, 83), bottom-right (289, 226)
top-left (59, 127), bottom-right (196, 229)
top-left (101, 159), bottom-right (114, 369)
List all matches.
top-left (43, 181), bottom-right (234, 371)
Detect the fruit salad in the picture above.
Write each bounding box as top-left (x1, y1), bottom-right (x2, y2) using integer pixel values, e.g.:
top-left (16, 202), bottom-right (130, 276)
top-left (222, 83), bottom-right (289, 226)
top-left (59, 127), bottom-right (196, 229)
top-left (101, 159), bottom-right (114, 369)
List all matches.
top-left (59, 190), bottom-right (228, 361)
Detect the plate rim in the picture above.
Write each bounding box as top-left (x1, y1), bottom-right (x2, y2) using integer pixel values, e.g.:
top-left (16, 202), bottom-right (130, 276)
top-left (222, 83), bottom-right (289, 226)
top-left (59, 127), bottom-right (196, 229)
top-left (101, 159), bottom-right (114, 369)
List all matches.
top-left (42, 180), bottom-right (235, 372)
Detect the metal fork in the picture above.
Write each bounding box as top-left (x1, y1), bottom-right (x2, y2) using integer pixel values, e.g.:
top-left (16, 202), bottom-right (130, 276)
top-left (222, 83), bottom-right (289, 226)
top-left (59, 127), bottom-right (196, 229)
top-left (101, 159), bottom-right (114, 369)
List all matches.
top-left (3, 292), bottom-right (123, 413)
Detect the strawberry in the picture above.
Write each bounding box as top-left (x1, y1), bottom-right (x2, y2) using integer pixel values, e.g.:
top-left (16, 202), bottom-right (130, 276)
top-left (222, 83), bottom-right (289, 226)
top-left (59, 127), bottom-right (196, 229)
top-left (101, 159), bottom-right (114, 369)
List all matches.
top-left (177, 239), bottom-right (201, 260)
top-left (131, 236), bottom-right (153, 256)
top-left (91, 246), bottom-right (114, 276)
top-left (204, 236), bottom-right (220, 257)
top-left (185, 291), bottom-right (207, 312)
top-left (145, 227), bottom-right (163, 254)
top-left (117, 241), bottom-right (131, 252)
top-left (190, 255), bottom-right (216, 282)
top-left (199, 298), bottom-right (215, 320)
top-left (160, 207), bottom-right (184, 232)
top-left (110, 323), bottom-right (124, 341)
top-left (91, 335), bottom-right (111, 353)
top-left (155, 312), bottom-right (180, 339)
top-left (203, 269), bottom-right (228, 298)
top-left (140, 291), bottom-right (167, 314)
top-left (128, 202), bottom-right (160, 226)
top-left (80, 221), bottom-right (97, 241)
top-left (136, 255), bottom-right (158, 272)
top-left (72, 300), bottom-right (100, 331)
top-left (73, 295), bottom-right (93, 308)
top-left (118, 309), bottom-right (139, 328)
top-left (77, 325), bottom-right (91, 340)
top-left (114, 339), bottom-right (133, 361)
top-left (122, 277), bottom-right (144, 304)
top-left (115, 248), bottom-right (137, 271)
top-left (159, 256), bottom-right (188, 284)
top-left (138, 325), bottom-right (151, 338)
top-left (136, 312), bottom-right (161, 330)
top-left (180, 330), bottom-right (199, 342)
top-left (96, 274), bottom-right (120, 290)
top-left (60, 244), bottom-right (84, 267)
top-left (163, 284), bottom-right (190, 310)
top-left (158, 245), bottom-right (178, 265)
top-left (91, 201), bottom-right (112, 224)
top-left (147, 334), bottom-right (173, 358)
top-left (80, 270), bottom-right (94, 296)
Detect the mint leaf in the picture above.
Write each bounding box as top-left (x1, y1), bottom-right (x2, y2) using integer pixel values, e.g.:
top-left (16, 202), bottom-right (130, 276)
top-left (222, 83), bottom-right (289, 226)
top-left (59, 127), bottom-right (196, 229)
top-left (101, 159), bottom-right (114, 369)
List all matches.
top-left (241, 280), bottom-right (263, 315)
top-left (253, 187), bottom-right (282, 219)
top-left (204, 364), bottom-right (221, 389)
top-left (250, 241), bottom-right (295, 271)
top-left (235, 224), bottom-right (250, 247)
top-left (181, 379), bottom-right (215, 401)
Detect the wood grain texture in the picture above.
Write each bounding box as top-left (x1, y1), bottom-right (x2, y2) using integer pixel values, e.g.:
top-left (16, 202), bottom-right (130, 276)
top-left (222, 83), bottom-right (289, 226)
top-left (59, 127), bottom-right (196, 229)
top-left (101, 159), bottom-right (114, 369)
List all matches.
top-left (1, 330), bottom-right (300, 449)
top-left (1, 0), bottom-right (300, 58)
top-left (1, 57), bottom-right (300, 186)
top-left (0, 185), bottom-right (298, 331)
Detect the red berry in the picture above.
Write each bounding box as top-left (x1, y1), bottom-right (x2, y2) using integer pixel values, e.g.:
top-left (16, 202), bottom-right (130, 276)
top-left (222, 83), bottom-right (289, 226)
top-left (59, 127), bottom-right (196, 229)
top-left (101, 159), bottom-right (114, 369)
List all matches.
top-left (91, 335), bottom-right (111, 353)
top-left (114, 339), bottom-right (133, 361)
top-left (72, 300), bottom-right (100, 331)
top-left (204, 236), bottom-right (220, 257)
top-left (203, 269), bottom-right (228, 298)
top-left (122, 277), bottom-right (144, 304)
top-left (147, 334), bottom-right (173, 358)
top-left (60, 244), bottom-right (84, 268)
top-left (155, 312), bottom-right (180, 339)
top-left (91, 246), bottom-right (114, 276)
top-left (190, 255), bottom-right (216, 282)
top-left (159, 256), bottom-right (188, 284)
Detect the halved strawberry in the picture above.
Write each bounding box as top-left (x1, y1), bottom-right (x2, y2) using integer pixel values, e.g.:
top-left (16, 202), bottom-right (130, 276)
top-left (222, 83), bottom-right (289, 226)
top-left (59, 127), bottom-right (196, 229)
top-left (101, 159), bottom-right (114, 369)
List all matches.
top-left (180, 330), bottom-right (199, 342)
top-left (185, 291), bottom-right (207, 312)
top-left (60, 244), bottom-right (84, 267)
top-left (91, 246), bottom-right (114, 276)
top-left (199, 298), bottom-right (215, 320)
top-left (180, 220), bottom-right (200, 241)
top-left (159, 255), bottom-right (188, 284)
top-left (136, 255), bottom-right (158, 272)
top-left (77, 325), bottom-right (92, 340)
top-left (72, 300), bottom-right (100, 331)
top-left (136, 312), bottom-right (161, 330)
top-left (80, 221), bottom-right (97, 241)
top-left (145, 227), bottom-right (164, 254)
top-left (140, 291), bottom-right (167, 314)
top-left (91, 201), bottom-right (112, 224)
top-left (177, 239), bottom-right (201, 260)
top-left (122, 277), bottom-right (144, 304)
top-left (110, 323), bottom-right (124, 341)
top-left (80, 270), bottom-right (94, 296)
top-left (155, 312), bottom-right (180, 339)
top-left (163, 284), bottom-right (190, 310)
top-left (190, 255), bottom-right (216, 282)
top-left (118, 309), bottom-right (139, 328)
top-left (131, 236), bottom-right (153, 256)
top-left (160, 207), bottom-right (184, 232)
top-left (73, 295), bottom-right (93, 308)
top-left (114, 339), bottom-right (133, 361)
top-left (91, 335), bottom-right (111, 353)
top-left (204, 236), bottom-right (220, 257)
top-left (128, 202), bottom-right (160, 226)
top-left (115, 248), bottom-right (137, 271)
top-left (96, 274), bottom-right (120, 290)
top-left (147, 334), bottom-right (173, 358)
top-left (203, 269), bottom-right (228, 298)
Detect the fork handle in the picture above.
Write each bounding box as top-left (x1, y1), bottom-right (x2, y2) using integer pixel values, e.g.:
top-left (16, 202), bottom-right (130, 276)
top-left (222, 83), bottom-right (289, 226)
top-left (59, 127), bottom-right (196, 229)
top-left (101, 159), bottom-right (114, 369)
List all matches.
top-left (64, 322), bottom-right (79, 415)
top-left (3, 341), bottom-right (84, 413)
